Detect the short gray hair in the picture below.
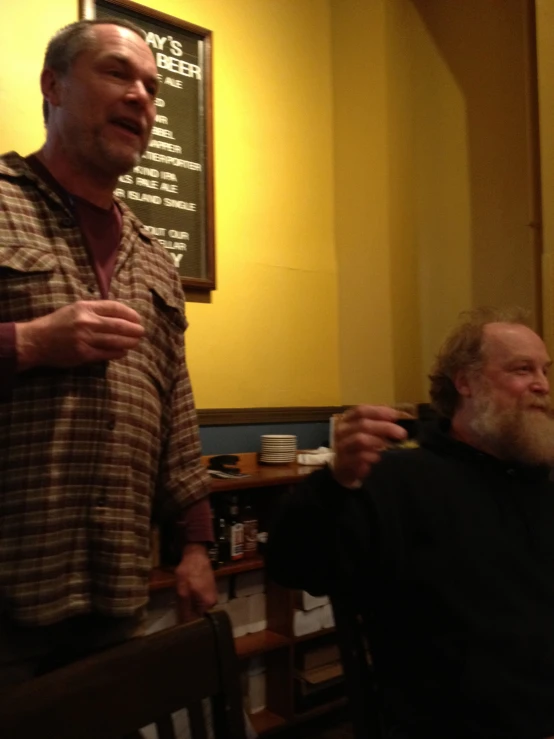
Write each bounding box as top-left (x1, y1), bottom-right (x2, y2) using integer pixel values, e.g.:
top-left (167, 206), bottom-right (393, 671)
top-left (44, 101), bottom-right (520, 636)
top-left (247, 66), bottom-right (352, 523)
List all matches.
top-left (42, 18), bottom-right (147, 124)
top-left (428, 306), bottom-right (531, 419)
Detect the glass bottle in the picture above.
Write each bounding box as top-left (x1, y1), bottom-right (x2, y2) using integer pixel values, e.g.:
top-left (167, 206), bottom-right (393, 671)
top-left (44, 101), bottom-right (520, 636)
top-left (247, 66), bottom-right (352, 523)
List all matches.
top-left (242, 501), bottom-right (258, 559)
top-left (207, 508), bottom-right (219, 569)
top-left (217, 517), bottom-right (230, 566)
top-left (228, 496), bottom-right (244, 561)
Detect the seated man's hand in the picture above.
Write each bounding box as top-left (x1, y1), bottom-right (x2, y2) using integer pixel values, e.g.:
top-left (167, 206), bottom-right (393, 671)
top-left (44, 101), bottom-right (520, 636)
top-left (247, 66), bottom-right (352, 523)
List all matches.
top-left (333, 405), bottom-right (407, 487)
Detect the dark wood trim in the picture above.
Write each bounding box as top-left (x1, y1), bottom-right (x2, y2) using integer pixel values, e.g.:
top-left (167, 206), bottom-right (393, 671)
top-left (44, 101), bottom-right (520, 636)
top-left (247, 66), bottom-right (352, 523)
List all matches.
top-left (197, 406), bottom-right (348, 427)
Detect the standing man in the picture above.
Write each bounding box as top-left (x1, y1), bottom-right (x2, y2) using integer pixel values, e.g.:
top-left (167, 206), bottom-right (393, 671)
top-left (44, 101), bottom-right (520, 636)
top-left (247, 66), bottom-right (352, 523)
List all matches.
top-left (267, 308), bottom-right (554, 739)
top-left (0, 19), bottom-right (216, 687)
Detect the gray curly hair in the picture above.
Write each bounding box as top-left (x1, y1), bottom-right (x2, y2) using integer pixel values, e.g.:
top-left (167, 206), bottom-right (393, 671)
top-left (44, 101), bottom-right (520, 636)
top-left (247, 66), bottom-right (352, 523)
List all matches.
top-left (428, 306), bottom-right (531, 418)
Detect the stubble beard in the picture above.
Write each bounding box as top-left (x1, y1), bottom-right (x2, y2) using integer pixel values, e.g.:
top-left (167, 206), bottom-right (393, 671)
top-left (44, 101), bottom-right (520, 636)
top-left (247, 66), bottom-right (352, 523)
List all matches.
top-left (92, 129), bottom-right (144, 177)
top-left (66, 123), bottom-right (146, 182)
top-left (469, 388), bottom-right (554, 466)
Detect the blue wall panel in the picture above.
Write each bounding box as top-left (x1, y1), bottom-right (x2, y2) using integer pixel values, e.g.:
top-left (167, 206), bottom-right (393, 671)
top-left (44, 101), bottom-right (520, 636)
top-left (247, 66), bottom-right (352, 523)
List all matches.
top-left (199, 421), bottom-right (331, 456)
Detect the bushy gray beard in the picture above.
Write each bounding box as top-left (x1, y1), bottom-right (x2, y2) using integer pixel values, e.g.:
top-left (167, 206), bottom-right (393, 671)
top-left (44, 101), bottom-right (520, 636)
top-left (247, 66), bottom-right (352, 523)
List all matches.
top-left (469, 390), bottom-right (554, 466)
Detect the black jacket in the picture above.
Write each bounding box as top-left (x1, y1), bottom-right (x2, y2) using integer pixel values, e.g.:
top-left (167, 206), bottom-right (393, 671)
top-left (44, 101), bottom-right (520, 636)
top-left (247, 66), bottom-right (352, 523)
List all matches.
top-left (266, 422), bottom-right (554, 739)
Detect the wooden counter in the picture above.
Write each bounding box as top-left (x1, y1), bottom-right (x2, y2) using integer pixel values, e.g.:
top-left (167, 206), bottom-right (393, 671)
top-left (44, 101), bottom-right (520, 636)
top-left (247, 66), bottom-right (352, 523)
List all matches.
top-left (203, 451), bottom-right (320, 491)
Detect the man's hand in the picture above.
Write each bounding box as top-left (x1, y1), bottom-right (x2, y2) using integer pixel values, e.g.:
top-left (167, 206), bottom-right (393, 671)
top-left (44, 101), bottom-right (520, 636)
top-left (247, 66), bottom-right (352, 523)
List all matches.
top-left (15, 300), bottom-right (145, 371)
top-left (175, 543), bottom-right (217, 622)
top-left (333, 405), bottom-right (408, 487)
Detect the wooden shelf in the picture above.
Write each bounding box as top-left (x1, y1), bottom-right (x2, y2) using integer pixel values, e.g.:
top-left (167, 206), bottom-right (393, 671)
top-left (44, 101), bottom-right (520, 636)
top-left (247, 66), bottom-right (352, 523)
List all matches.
top-left (294, 696), bottom-right (348, 721)
top-left (149, 556), bottom-right (265, 593)
top-left (235, 630), bottom-right (290, 659)
top-left (149, 567), bottom-right (175, 592)
top-left (215, 555), bottom-right (265, 578)
top-left (293, 627), bottom-right (336, 643)
top-left (249, 709), bottom-right (288, 735)
top-left (152, 455), bottom-right (339, 737)
top-left (204, 452), bottom-right (319, 492)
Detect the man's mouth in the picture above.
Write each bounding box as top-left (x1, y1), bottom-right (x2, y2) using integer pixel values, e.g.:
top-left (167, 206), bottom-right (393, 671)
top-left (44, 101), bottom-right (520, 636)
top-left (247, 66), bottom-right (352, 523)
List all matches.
top-left (527, 404), bottom-right (552, 415)
top-left (111, 118), bottom-right (143, 137)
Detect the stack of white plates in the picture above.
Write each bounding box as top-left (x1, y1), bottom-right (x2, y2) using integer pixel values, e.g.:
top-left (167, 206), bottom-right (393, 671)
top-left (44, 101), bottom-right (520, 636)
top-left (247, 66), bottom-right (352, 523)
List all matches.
top-left (260, 434), bottom-right (297, 464)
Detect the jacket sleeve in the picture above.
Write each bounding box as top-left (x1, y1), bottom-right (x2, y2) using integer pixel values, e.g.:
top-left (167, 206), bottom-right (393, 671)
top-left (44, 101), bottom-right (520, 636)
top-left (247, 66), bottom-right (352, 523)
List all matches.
top-left (266, 465), bottom-right (372, 597)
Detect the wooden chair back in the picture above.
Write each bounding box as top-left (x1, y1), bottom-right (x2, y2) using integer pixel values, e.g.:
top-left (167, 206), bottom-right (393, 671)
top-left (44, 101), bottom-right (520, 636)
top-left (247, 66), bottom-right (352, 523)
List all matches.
top-left (330, 593), bottom-right (384, 739)
top-left (0, 610), bottom-right (247, 739)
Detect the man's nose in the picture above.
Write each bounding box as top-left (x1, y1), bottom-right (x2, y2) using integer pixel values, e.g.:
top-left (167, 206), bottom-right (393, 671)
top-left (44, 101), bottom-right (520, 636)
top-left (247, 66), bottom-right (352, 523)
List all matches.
top-left (125, 80), bottom-right (150, 106)
top-left (531, 371), bottom-right (550, 394)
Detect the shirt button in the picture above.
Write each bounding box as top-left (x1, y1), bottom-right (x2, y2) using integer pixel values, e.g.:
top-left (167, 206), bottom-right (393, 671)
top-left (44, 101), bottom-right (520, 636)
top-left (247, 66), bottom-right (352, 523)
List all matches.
top-left (96, 496), bottom-right (107, 507)
top-left (107, 417), bottom-right (116, 431)
top-left (87, 285), bottom-right (95, 294)
top-left (61, 217), bottom-right (74, 228)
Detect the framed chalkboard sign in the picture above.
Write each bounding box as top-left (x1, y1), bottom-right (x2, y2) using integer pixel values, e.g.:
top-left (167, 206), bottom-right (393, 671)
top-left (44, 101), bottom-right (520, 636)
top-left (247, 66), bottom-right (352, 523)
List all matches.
top-left (80, 0), bottom-right (215, 290)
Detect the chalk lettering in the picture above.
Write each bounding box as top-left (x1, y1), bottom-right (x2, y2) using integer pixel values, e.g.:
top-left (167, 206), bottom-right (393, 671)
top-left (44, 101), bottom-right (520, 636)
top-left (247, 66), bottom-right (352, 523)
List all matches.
top-left (163, 77), bottom-right (183, 89)
top-left (156, 53), bottom-right (202, 80)
top-left (163, 199), bottom-right (196, 211)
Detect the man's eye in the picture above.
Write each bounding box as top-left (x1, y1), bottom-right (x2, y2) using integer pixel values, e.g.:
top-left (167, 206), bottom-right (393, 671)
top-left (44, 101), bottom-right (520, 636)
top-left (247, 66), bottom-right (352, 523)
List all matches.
top-left (108, 69), bottom-right (125, 78)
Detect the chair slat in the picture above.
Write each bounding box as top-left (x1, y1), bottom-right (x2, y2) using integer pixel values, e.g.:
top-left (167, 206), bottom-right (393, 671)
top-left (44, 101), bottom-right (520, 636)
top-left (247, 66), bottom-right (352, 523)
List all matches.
top-left (155, 714), bottom-right (177, 739)
top-left (188, 702), bottom-right (209, 739)
top-left (331, 595), bottom-right (383, 739)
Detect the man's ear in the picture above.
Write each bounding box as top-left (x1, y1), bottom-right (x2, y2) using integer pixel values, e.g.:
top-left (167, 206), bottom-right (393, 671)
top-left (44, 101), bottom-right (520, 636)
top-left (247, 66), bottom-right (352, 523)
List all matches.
top-left (40, 68), bottom-right (63, 111)
top-left (454, 370), bottom-right (473, 398)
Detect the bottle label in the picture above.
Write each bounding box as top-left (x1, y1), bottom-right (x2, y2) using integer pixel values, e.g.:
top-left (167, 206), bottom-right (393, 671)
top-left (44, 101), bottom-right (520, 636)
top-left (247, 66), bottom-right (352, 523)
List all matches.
top-left (243, 519), bottom-right (258, 557)
top-left (230, 522), bottom-right (244, 559)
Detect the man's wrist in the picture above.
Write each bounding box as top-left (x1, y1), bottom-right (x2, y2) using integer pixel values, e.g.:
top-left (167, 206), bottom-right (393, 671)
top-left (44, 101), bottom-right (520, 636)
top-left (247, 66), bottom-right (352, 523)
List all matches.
top-left (328, 456), bottom-right (363, 490)
top-left (181, 542), bottom-right (209, 555)
top-left (15, 321), bottom-right (41, 371)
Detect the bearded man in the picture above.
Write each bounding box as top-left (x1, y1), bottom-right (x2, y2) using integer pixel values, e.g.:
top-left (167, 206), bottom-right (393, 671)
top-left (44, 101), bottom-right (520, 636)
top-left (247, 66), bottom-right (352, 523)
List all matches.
top-left (267, 307), bottom-right (554, 739)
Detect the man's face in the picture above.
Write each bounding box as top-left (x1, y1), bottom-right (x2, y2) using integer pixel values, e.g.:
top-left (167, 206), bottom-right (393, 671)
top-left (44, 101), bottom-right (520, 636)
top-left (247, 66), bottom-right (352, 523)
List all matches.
top-left (46, 24), bottom-right (158, 177)
top-left (465, 323), bottom-right (554, 465)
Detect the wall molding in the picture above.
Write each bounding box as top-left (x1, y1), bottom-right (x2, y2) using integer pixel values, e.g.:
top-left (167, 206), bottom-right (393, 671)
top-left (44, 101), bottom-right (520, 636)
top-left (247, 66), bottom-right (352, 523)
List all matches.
top-left (197, 406), bottom-right (347, 426)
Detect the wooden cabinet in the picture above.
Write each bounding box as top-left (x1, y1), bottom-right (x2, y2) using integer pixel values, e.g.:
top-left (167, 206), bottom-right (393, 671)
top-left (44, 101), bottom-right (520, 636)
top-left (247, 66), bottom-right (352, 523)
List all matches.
top-left (150, 453), bottom-right (346, 736)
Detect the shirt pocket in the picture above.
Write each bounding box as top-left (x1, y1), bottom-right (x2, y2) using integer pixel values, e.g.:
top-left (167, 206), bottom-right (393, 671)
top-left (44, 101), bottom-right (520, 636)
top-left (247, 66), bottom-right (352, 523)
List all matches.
top-left (0, 244), bottom-right (57, 321)
top-left (146, 274), bottom-right (186, 333)
top-left (126, 272), bottom-right (185, 402)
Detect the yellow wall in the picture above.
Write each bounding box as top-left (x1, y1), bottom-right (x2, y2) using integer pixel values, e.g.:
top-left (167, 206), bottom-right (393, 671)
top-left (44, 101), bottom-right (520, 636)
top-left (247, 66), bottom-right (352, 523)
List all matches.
top-left (0, 2), bottom-right (73, 150)
top-left (0, 0), bottom-right (540, 409)
top-left (166, 1), bottom-right (340, 408)
top-left (330, 0), bottom-right (396, 406)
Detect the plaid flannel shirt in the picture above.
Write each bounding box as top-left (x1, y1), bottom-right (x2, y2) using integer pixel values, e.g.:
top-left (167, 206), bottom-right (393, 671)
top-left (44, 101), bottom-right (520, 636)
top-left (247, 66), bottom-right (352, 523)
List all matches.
top-left (0, 152), bottom-right (210, 626)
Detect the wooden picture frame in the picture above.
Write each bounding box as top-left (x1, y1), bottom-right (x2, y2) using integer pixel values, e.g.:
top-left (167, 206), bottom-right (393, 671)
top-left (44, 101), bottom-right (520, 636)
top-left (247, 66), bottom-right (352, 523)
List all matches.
top-left (80, 0), bottom-right (215, 290)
